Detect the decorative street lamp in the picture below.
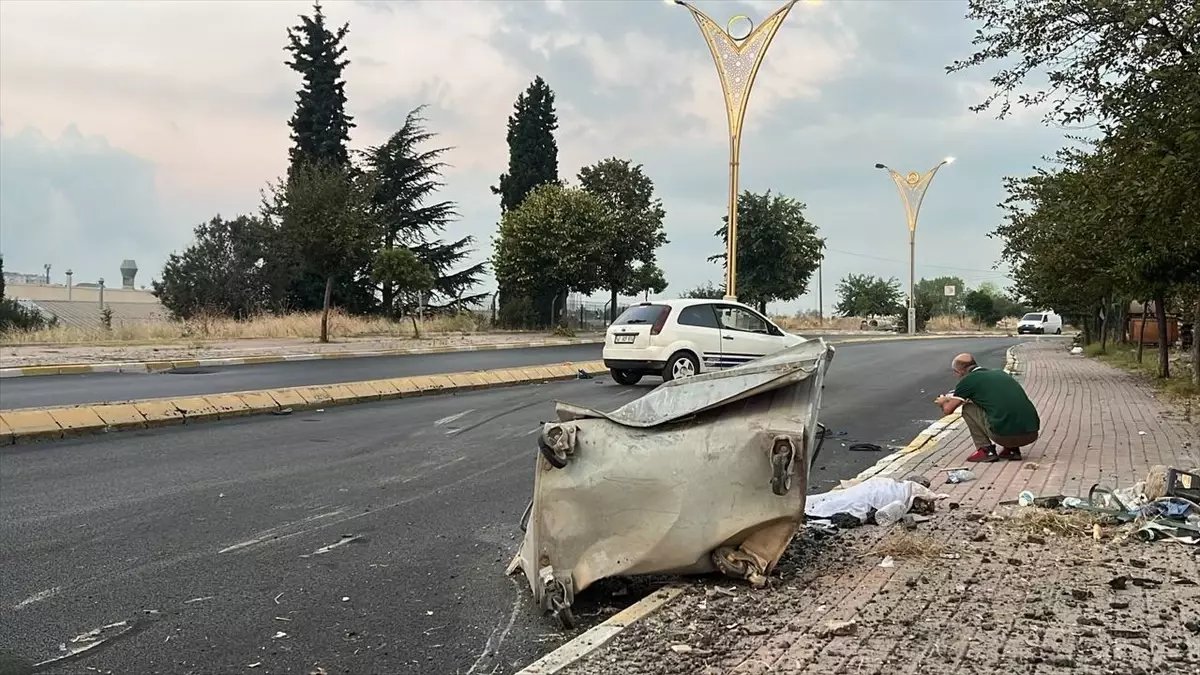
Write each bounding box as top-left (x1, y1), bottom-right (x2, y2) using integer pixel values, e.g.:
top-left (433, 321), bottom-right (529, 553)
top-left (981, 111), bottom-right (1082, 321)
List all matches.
top-left (674, 0), bottom-right (798, 301)
top-left (873, 157), bottom-right (954, 335)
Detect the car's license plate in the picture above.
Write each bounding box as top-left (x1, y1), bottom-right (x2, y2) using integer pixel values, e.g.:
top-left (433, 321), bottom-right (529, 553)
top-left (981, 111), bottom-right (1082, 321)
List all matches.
top-left (614, 334), bottom-right (636, 344)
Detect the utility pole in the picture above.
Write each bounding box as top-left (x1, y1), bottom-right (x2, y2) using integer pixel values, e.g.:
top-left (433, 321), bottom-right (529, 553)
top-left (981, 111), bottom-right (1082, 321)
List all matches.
top-left (817, 259), bottom-right (823, 324)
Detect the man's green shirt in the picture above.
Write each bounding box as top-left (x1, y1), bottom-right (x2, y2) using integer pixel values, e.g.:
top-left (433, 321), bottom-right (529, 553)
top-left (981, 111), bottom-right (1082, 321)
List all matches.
top-left (953, 367), bottom-right (1040, 436)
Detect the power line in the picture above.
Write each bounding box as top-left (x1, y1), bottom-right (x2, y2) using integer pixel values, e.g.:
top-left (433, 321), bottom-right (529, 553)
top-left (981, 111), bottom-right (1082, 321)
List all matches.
top-left (824, 247), bottom-right (1014, 277)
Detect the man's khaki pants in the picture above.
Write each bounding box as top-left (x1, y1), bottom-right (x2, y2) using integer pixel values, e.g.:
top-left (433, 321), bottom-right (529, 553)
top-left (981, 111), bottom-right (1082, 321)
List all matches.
top-left (961, 402), bottom-right (1038, 449)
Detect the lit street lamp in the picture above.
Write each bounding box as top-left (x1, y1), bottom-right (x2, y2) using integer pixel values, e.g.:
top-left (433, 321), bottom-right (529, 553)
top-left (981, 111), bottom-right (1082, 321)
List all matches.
top-left (674, 0), bottom-right (798, 302)
top-left (873, 157), bottom-right (954, 335)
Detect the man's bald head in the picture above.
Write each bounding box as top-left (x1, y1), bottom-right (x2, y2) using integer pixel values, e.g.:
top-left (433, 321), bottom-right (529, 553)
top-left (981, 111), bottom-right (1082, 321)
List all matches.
top-left (952, 353), bottom-right (977, 375)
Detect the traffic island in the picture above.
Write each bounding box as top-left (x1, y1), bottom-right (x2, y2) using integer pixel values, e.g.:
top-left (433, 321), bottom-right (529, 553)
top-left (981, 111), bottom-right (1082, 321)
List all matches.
top-left (0, 360), bottom-right (606, 444)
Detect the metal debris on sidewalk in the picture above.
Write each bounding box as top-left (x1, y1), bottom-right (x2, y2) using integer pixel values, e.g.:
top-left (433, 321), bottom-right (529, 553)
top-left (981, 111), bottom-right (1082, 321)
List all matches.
top-left (508, 341), bottom-right (835, 628)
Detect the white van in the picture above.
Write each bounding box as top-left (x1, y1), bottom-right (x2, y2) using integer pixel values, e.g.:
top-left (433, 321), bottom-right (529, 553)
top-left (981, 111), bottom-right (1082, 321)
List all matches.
top-left (1017, 310), bottom-right (1063, 335)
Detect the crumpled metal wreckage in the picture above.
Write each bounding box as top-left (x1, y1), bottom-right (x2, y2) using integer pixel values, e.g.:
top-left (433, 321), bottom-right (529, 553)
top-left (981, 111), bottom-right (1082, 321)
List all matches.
top-left (507, 340), bottom-right (835, 627)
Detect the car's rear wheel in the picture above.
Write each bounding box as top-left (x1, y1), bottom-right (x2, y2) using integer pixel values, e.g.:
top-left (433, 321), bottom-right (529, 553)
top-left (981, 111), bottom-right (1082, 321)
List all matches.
top-left (663, 352), bottom-right (699, 382)
top-left (1055, 327), bottom-right (1062, 335)
top-left (610, 369), bottom-right (643, 386)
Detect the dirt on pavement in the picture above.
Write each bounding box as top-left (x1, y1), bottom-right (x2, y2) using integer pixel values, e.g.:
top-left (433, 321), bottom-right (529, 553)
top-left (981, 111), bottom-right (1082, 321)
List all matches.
top-left (564, 505), bottom-right (1200, 675)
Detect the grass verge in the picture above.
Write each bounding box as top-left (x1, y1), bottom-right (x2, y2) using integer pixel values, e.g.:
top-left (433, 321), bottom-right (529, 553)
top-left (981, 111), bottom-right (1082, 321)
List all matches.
top-left (0, 310), bottom-right (505, 346)
top-left (1084, 342), bottom-right (1199, 403)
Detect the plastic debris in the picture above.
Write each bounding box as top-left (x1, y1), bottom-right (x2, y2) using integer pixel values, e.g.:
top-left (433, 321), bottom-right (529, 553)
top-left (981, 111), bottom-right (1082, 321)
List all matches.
top-left (819, 619), bottom-right (858, 637)
top-left (947, 469), bottom-right (976, 484)
top-left (1018, 490), bottom-right (1036, 507)
top-left (878, 556), bottom-right (895, 568)
top-left (670, 645), bottom-right (693, 654)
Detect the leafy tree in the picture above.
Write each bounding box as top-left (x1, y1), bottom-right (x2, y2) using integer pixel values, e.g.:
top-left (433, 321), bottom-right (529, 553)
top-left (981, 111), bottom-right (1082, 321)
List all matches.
top-left (153, 215), bottom-right (273, 319)
top-left (372, 247), bottom-right (434, 334)
top-left (914, 276), bottom-right (967, 328)
top-left (578, 158), bottom-right (668, 320)
top-left (711, 190), bottom-right (824, 314)
top-left (274, 162), bottom-right (375, 342)
top-left (361, 106), bottom-right (484, 314)
top-left (492, 76), bottom-right (560, 324)
top-left (493, 76), bottom-right (559, 213)
top-left (286, 1), bottom-right (354, 170)
top-left (624, 262), bottom-right (668, 301)
top-left (834, 274), bottom-right (905, 318)
top-left (682, 281), bottom-right (725, 300)
top-left (964, 289), bottom-right (996, 325)
top-left (952, 0), bottom-right (1200, 379)
top-left (492, 184), bottom-right (608, 327)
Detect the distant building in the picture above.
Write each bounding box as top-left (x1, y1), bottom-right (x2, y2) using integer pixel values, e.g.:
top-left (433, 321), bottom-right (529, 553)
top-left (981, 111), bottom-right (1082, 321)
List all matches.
top-left (3, 259), bottom-right (169, 328)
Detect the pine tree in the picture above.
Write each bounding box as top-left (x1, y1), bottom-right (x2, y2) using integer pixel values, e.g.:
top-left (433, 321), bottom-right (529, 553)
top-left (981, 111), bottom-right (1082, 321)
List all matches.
top-left (286, 1), bottom-right (354, 170)
top-left (361, 107), bottom-right (487, 316)
top-left (492, 76), bottom-right (559, 213)
top-left (492, 77), bottom-right (559, 326)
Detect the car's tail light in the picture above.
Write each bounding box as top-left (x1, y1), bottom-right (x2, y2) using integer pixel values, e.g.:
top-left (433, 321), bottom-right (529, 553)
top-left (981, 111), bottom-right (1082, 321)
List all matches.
top-left (650, 306), bottom-right (672, 336)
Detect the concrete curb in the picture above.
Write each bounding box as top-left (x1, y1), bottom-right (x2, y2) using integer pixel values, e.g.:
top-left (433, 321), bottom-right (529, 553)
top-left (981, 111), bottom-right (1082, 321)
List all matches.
top-left (0, 360), bottom-right (607, 445)
top-left (853, 344), bottom-right (1023, 482)
top-left (0, 338), bottom-right (606, 379)
top-left (515, 587), bottom-right (684, 675)
top-left (0, 332), bottom-right (1024, 379)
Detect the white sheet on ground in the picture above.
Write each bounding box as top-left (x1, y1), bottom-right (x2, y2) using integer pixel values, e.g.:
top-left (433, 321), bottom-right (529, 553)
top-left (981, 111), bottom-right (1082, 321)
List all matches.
top-left (805, 477), bottom-right (946, 522)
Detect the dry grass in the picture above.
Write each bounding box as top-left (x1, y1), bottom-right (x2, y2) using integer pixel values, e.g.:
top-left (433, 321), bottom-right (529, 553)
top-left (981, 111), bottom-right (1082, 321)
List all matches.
top-left (773, 315), bottom-right (878, 331)
top-left (926, 315), bottom-right (1020, 333)
top-left (1086, 343), bottom-right (1200, 404)
top-left (1001, 506), bottom-right (1097, 538)
top-left (0, 310), bottom-right (489, 346)
top-left (865, 532), bottom-right (947, 559)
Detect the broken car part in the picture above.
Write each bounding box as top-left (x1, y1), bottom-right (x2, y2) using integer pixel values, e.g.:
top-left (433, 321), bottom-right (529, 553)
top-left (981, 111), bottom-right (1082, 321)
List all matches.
top-left (507, 340), bottom-right (834, 627)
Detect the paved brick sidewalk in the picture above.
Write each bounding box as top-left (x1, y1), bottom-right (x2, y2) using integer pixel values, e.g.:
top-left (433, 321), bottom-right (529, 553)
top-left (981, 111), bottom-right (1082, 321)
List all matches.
top-left (564, 342), bottom-right (1200, 675)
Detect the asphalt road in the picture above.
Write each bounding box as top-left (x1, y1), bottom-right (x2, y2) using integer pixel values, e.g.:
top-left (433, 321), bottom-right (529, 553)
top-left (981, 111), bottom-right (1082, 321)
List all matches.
top-left (0, 334), bottom-right (869, 409)
top-left (0, 337), bottom-right (1015, 674)
top-left (0, 344), bottom-right (605, 409)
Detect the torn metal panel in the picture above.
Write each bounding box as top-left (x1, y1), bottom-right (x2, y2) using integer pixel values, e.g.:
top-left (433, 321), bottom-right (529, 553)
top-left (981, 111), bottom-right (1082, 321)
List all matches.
top-left (509, 340), bottom-right (834, 627)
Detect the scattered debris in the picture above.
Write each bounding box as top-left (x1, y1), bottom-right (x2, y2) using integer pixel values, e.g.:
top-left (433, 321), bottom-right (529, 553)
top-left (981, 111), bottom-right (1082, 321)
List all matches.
top-left (867, 533), bottom-right (946, 559)
top-left (273, 593), bottom-right (284, 605)
top-left (271, 407), bottom-right (294, 416)
top-left (819, 619), bottom-right (858, 637)
top-left (947, 469), bottom-right (975, 484)
top-left (669, 644), bottom-right (693, 654)
top-left (248, 663), bottom-right (262, 669)
top-left (878, 556), bottom-right (896, 568)
top-left (184, 596), bottom-right (214, 604)
top-left (272, 631), bottom-right (288, 639)
top-left (341, 597), bottom-right (350, 602)
top-left (576, 370), bottom-right (593, 380)
top-left (743, 624), bottom-right (769, 636)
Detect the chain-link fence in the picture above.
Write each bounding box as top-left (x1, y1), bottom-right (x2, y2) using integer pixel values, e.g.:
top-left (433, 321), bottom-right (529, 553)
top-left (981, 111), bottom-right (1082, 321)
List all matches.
top-left (561, 298), bottom-right (630, 332)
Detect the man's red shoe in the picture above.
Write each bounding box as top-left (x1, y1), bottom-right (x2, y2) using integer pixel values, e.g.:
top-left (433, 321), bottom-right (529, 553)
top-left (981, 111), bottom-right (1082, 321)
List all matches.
top-left (998, 447), bottom-right (1023, 461)
top-left (966, 446), bottom-right (998, 462)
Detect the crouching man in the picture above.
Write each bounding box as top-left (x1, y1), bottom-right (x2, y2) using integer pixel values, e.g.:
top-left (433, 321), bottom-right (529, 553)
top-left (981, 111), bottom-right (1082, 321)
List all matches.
top-left (934, 352), bottom-right (1040, 463)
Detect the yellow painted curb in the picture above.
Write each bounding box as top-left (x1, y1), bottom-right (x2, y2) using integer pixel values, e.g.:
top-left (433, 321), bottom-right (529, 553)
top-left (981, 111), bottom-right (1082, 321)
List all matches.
top-left (19, 365), bottom-right (65, 377)
top-left (2, 409), bottom-right (63, 441)
top-left (1, 359), bottom-right (608, 443)
top-left (205, 394), bottom-right (254, 418)
top-left (267, 388), bottom-right (307, 409)
top-left (143, 360), bottom-right (176, 372)
top-left (91, 403), bottom-right (149, 429)
top-left (49, 407), bottom-right (107, 435)
top-left (134, 400), bottom-right (185, 427)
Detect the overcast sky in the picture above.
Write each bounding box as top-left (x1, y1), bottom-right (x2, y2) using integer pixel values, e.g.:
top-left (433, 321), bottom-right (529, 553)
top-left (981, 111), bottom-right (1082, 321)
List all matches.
top-left (0, 0), bottom-right (1064, 313)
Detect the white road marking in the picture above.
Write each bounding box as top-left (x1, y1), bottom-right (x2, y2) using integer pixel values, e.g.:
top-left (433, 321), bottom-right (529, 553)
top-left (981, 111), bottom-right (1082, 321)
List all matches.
top-left (13, 586), bottom-right (60, 610)
top-left (308, 535), bottom-right (362, 556)
top-left (218, 508), bottom-right (345, 554)
top-left (435, 410), bottom-right (475, 426)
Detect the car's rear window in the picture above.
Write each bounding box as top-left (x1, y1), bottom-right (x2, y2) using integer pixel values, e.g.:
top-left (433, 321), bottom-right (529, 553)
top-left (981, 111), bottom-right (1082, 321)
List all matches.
top-left (614, 304), bottom-right (666, 325)
top-left (1021, 313), bottom-right (1045, 321)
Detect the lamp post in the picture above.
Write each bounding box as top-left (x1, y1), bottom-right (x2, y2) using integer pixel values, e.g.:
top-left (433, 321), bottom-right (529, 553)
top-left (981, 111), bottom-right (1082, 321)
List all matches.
top-left (873, 157), bottom-right (954, 334)
top-left (66, 269), bottom-right (73, 300)
top-left (674, 0), bottom-right (797, 302)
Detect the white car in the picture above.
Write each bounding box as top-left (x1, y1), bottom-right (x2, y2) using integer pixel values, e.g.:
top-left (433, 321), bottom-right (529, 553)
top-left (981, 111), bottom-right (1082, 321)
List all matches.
top-left (1016, 310), bottom-right (1063, 335)
top-left (602, 299), bottom-right (807, 385)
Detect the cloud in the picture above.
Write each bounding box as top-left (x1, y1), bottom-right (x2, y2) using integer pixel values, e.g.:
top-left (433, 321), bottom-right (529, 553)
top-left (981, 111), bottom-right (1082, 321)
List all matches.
top-left (0, 126), bottom-right (174, 286)
top-left (0, 0), bottom-right (1067, 313)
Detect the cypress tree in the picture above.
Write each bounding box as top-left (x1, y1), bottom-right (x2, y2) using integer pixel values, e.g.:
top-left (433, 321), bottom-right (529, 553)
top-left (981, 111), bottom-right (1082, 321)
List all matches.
top-left (285, 1), bottom-right (354, 170)
top-left (492, 76), bottom-right (559, 212)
